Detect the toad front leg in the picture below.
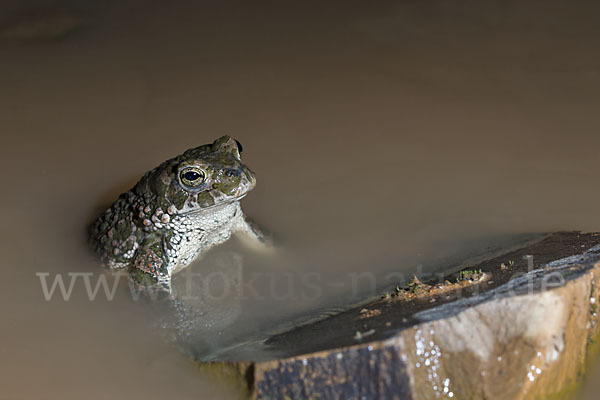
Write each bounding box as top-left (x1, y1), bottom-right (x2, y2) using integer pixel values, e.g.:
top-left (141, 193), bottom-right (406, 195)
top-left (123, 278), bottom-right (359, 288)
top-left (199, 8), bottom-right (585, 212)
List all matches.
top-left (130, 236), bottom-right (171, 287)
top-left (233, 214), bottom-right (274, 252)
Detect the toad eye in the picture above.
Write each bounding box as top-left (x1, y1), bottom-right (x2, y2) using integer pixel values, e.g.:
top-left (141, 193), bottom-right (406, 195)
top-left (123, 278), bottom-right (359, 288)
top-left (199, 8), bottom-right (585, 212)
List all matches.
top-left (234, 139), bottom-right (243, 154)
top-left (179, 167), bottom-right (206, 187)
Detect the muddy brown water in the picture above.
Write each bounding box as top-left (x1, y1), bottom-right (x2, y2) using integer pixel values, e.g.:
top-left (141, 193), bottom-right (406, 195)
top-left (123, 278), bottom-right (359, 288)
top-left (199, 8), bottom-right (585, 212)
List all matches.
top-left (1, 1), bottom-right (599, 398)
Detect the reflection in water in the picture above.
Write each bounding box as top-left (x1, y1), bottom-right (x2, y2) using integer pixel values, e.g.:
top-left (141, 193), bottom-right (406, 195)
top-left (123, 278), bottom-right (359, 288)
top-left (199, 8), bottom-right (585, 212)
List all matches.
top-left (1, 0), bottom-right (599, 398)
top-left (154, 232), bottom-right (546, 362)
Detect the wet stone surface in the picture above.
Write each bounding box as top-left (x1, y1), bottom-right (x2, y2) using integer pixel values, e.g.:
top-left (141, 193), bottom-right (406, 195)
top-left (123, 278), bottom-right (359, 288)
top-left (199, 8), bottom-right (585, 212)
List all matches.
top-left (199, 232), bottom-right (600, 399)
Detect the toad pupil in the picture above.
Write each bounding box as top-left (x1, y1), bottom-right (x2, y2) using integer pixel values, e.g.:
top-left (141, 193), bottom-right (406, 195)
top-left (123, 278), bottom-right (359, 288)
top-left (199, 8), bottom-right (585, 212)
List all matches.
top-left (183, 171), bottom-right (201, 181)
